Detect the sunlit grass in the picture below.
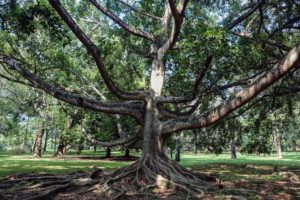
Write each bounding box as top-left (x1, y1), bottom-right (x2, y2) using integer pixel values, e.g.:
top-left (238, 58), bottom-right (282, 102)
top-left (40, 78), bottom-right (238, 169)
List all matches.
top-left (0, 150), bottom-right (299, 179)
top-left (0, 150), bottom-right (131, 177)
top-left (180, 151), bottom-right (300, 169)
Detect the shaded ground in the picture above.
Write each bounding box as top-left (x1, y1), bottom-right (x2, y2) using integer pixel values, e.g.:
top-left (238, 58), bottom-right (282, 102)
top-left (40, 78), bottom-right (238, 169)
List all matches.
top-left (0, 151), bottom-right (299, 199)
top-left (75, 155), bottom-right (139, 161)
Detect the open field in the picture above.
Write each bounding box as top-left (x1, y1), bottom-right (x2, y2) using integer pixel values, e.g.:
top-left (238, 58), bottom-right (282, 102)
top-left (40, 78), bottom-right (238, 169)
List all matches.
top-left (0, 151), bottom-right (299, 199)
top-left (0, 151), bottom-right (299, 178)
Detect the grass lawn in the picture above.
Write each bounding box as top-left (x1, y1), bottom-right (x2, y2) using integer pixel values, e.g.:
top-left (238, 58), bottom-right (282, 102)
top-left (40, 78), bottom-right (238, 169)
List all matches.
top-left (0, 150), bottom-right (299, 178)
top-left (0, 150), bottom-right (132, 177)
top-left (0, 151), bottom-right (299, 199)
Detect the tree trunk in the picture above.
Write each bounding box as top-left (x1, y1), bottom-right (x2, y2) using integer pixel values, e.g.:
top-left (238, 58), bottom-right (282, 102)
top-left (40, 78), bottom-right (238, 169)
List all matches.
top-left (273, 125), bottom-right (283, 159)
top-left (90, 51), bottom-right (217, 193)
top-left (106, 115), bottom-right (216, 192)
top-left (105, 147), bottom-right (111, 158)
top-left (53, 110), bottom-right (78, 157)
top-left (194, 144), bottom-right (198, 155)
top-left (43, 131), bottom-right (48, 153)
top-left (175, 132), bottom-right (181, 162)
top-left (53, 142), bottom-right (66, 157)
top-left (54, 132), bottom-right (57, 153)
top-left (93, 144), bottom-right (97, 152)
top-left (124, 148), bottom-right (130, 158)
top-left (230, 138), bottom-right (237, 159)
top-left (76, 144), bottom-right (83, 155)
top-left (33, 120), bottom-right (45, 157)
top-left (194, 132), bottom-right (198, 155)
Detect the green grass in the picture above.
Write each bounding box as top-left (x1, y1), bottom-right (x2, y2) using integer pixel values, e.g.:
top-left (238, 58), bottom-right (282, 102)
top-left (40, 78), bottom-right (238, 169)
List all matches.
top-left (0, 150), bottom-right (131, 177)
top-left (180, 151), bottom-right (300, 169)
top-left (0, 150), bottom-right (299, 179)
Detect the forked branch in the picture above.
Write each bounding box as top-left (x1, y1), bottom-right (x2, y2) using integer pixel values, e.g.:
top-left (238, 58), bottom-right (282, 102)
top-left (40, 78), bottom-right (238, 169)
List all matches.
top-left (0, 55), bottom-right (143, 119)
top-left (49, 0), bottom-right (146, 101)
top-left (226, 0), bottom-right (265, 30)
top-left (162, 43), bottom-right (300, 135)
top-left (117, 0), bottom-right (161, 21)
top-left (89, 0), bottom-right (155, 41)
top-left (159, 0), bottom-right (189, 55)
top-left (157, 54), bottom-right (213, 104)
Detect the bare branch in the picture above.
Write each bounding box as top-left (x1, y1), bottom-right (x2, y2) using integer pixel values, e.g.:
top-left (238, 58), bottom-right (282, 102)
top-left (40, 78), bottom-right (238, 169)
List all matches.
top-left (0, 55), bottom-right (143, 119)
top-left (231, 31), bottom-right (291, 51)
top-left (88, 0), bottom-right (155, 41)
top-left (226, 0), bottom-right (265, 30)
top-left (157, 54), bottom-right (213, 104)
top-left (268, 16), bottom-right (300, 38)
top-left (117, 0), bottom-right (161, 21)
top-left (162, 43), bottom-right (300, 135)
top-left (49, 0), bottom-right (146, 101)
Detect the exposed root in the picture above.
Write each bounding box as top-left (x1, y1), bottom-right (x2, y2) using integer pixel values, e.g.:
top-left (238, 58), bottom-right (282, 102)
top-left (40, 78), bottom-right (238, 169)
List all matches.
top-left (0, 171), bottom-right (96, 200)
top-left (94, 154), bottom-right (228, 199)
top-left (0, 155), bottom-right (256, 199)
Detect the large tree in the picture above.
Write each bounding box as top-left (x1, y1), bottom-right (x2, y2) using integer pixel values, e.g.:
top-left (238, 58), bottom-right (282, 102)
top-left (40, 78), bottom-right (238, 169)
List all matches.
top-left (1, 0), bottom-right (300, 198)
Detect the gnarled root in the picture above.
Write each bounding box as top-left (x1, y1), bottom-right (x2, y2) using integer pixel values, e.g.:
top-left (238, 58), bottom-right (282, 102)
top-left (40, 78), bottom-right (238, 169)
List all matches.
top-left (0, 156), bottom-right (255, 199)
top-left (95, 154), bottom-right (222, 199)
top-left (0, 171), bottom-right (95, 200)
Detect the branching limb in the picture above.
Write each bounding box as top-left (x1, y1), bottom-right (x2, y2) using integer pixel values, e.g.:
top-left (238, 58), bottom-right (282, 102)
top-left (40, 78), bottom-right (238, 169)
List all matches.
top-left (49, 0), bottom-right (147, 101)
top-left (268, 16), bottom-right (300, 38)
top-left (159, 0), bottom-right (189, 55)
top-left (226, 0), bottom-right (266, 30)
top-left (0, 55), bottom-right (143, 119)
top-left (162, 43), bottom-right (300, 135)
top-left (88, 0), bottom-right (155, 41)
top-left (117, 0), bottom-right (161, 21)
top-left (157, 54), bottom-right (213, 104)
top-left (231, 31), bottom-right (291, 51)
top-left (0, 72), bottom-right (35, 88)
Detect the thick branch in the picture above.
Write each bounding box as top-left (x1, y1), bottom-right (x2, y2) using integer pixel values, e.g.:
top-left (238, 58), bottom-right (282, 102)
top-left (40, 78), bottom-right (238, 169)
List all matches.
top-left (162, 43), bottom-right (300, 135)
top-left (0, 55), bottom-right (143, 119)
top-left (88, 0), bottom-right (155, 41)
top-left (49, 0), bottom-right (146, 101)
top-left (159, 0), bottom-right (189, 55)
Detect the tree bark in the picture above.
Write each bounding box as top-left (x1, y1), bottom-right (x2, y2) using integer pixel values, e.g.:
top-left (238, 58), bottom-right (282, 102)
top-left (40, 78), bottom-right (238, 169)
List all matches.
top-left (273, 125), bottom-right (283, 159)
top-left (124, 148), bottom-right (130, 158)
top-left (33, 120), bottom-right (45, 157)
top-left (105, 147), bottom-right (111, 158)
top-left (53, 142), bottom-right (66, 157)
top-left (43, 131), bottom-right (48, 153)
top-left (93, 144), bottom-right (97, 152)
top-left (76, 144), bottom-right (83, 155)
top-left (53, 132), bottom-right (57, 153)
top-left (194, 132), bottom-right (198, 155)
top-left (230, 138), bottom-right (237, 159)
top-left (53, 109), bottom-right (78, 157)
